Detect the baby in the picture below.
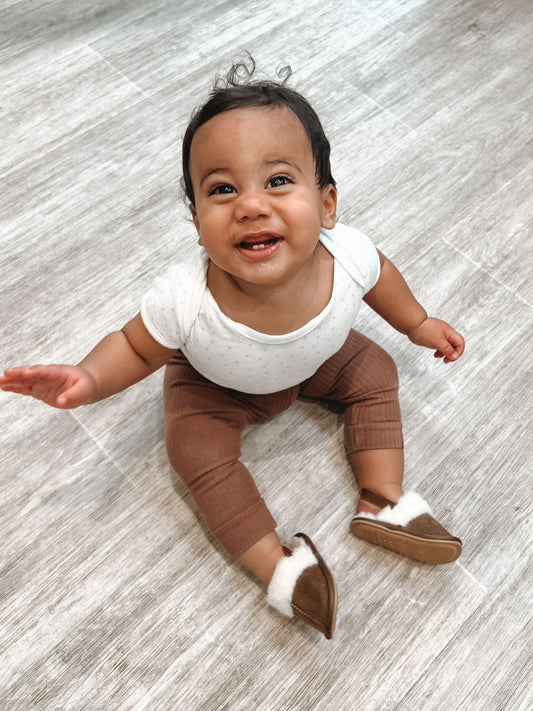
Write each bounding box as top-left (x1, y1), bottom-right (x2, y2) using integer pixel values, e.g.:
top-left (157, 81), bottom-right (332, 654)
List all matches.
top-left (0, 62), bottom-right (465, 640)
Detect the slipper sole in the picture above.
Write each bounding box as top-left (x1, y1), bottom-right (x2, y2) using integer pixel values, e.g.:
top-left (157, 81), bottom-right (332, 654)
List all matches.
top-left (350, 519), bottom-right (462, 564)
top-left (295, 532), bottom-right (338, 639)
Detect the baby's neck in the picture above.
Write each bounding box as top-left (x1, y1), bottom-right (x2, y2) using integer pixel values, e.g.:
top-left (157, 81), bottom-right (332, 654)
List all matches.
top-left (207, 245), bottom-right (334, 335)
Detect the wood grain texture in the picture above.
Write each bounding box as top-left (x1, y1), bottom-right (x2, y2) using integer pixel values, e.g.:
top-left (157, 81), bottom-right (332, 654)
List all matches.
top-left (1, 0), bottom-right (532, 709)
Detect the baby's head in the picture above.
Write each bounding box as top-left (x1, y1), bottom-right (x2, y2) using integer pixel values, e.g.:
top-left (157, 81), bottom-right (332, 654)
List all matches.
top-left (182, 60), bottom-right (335, 207)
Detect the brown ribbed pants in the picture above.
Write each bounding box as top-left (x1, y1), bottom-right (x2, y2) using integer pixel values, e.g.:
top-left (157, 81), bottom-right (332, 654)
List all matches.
top-left (164, 330), bottom-right (403, 558)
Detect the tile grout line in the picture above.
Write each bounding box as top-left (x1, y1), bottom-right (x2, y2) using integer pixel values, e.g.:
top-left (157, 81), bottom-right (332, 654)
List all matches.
top-left (353, 0), bottom-right (408, 37)
top-left (437, 158), bottom-right (533, 312)
top-left (442, 238), bottom-right (533, 311)
top-left (454, 560), bottom-right (488, 594)
top-left (68, 409), bottom-right (125, 473)
top-left (340, 77), bottom-right (414, 131)
top-left (488, 160), bottom-right (532, 195)
top-left (67, 410), bottom-right (153, 492)
top-left (85, 43), bottom-right (150, 98)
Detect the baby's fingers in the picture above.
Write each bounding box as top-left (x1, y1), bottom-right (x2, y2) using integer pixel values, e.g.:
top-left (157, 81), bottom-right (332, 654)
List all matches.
top-left (449, 332), bottom-right (465, 358)
top-left (0, 368), bottom-right (37, 392)
top-left (0, 381), bottom-right (35, 396)
top-left (2, 365), bottom-right (53, 384)
top-left (1, 365), bottom-right (80, 407)
top-left (443, 332), bottom-right (465, 363)
top-left (6, 364), bottom-right (64, 381)
top-left (1, 366), bottom-right (34, 383)
top-left (437, 345), bottom-right (461, 363)
top-left (433, 342), bottom-right (461, 363)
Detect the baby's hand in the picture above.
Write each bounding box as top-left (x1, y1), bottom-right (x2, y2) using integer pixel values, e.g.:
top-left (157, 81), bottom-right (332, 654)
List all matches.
top-left (0, 364), bottom-right (96, 408)
top-left (407, 317), bottom-right (465, 363)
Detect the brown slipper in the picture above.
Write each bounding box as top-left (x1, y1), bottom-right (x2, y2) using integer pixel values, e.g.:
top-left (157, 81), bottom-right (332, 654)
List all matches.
top-left (267, 533), bottom-right (338, 639)
top-left (350, 490), bottom-right (462, 564)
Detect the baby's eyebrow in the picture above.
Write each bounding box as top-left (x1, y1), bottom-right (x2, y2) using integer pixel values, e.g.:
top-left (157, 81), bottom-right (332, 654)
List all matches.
top-left (265, 159), bottom-right (302, 173)
top-left (200, 167), bottom-right (229, 187)
top-left (199, 159), bottom-right (302, 187)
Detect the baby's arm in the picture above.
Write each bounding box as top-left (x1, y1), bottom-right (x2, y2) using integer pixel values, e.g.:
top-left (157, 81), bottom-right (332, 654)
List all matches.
top-left (0, 314), bottom-right (175, 408)
top-left (363, 251), bottom-right (465, 363)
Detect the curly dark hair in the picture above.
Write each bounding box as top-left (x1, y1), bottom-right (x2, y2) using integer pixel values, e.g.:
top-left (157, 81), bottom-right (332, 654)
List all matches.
top-left (181, 56), bottom-right (335, 206)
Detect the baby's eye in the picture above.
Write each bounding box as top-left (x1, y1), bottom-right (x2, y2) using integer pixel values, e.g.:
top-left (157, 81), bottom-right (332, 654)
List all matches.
top-left (209, 184), bottom-right (235, 195)
top-left (268, 175), bottom-right (294, 188)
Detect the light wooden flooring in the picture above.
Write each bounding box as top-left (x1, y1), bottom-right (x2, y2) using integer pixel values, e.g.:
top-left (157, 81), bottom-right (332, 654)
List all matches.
top-left (1, 1), bottom-right (532, 709)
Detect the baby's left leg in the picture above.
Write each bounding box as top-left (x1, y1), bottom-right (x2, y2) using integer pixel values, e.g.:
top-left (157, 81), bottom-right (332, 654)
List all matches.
top-left (300, 330), bottom-right (462, 564)
top-left (300, 330), bottom-right (404, 508)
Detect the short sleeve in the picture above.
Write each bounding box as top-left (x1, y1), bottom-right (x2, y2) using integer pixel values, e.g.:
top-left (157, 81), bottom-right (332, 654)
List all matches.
top-left (353, 229), bottom-right (381, 293)
top-left (319, 223), bottom-right (381, 294)
top-left (141, 265), bottom-right (183, 349)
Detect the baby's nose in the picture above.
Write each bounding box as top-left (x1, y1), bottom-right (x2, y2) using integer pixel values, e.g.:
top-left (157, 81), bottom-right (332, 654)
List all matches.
top-left (235, 190), bottom-right (271, 220)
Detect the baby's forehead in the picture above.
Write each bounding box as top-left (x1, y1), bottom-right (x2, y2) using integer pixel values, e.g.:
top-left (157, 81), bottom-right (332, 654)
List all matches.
top-left (187, 105), bottom-right (317, 185)
top-left (217, 104), bottom-right (301, 128)
top-left (194, 105), bottom-right (311, 148)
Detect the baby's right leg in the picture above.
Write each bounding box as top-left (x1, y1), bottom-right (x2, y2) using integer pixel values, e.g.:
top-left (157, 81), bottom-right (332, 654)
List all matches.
top-left (164, 354), bottom-right (281, 568)
top-left (164, 354), bottom-right (337, 638)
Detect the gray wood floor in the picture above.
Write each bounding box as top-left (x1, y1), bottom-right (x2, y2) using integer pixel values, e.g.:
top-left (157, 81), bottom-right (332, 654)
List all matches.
top-left (1, 1), bottom-right (532, 709)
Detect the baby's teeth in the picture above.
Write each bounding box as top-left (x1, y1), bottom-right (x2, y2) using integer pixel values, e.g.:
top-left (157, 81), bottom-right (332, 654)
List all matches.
top-left (252, 243), bottom-right (267, 250)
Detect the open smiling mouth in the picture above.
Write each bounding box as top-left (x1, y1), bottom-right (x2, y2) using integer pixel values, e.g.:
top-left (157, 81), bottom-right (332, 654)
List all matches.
top-left (238, 236), bottom-right (282, 250)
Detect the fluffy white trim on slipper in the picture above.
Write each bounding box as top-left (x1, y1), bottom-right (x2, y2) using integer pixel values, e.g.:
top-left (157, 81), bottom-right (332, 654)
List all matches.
top-left (355, 491), bottom-right (433, 527)
top-left (267, 536), bottom-right (317, 618)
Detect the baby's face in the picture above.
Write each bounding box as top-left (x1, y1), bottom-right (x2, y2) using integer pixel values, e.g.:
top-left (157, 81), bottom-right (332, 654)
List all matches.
top-left (188, 106), bottom-right (336, 288)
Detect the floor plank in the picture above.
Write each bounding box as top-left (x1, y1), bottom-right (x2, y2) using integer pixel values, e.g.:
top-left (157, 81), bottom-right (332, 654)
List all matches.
top-left (397, 553), bottom-right (532, 710)
top-left (1, 0), bottom-right (532, 708)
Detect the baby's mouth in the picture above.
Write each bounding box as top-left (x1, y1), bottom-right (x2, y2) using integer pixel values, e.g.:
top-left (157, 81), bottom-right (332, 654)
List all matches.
top-left (237, 235), bottom-right (282, 251)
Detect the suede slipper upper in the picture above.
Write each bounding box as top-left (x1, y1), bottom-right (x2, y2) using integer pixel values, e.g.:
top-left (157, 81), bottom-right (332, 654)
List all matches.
top-left (267, 533), bottom-right (338, 639)
top-left (350, 490), bottom-right (462, 564)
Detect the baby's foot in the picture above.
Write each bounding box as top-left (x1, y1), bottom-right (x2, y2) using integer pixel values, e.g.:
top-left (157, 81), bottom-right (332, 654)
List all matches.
top-left (351, 489), bottom-right (462, 564)
top-left (267, 533), bottom-right (337, 639)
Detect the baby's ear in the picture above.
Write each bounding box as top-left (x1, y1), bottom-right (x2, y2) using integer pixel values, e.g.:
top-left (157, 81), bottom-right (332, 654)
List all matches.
top-left (320, 184), bottom-right (337, 230)
top-left (189, 204), bottom-right (202, 243)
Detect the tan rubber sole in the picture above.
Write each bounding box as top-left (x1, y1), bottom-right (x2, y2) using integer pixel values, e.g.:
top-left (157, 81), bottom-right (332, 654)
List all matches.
top-left (295, 533), bottom-right (338, 639)
top-left (350, 519), bottom-right (462, 565)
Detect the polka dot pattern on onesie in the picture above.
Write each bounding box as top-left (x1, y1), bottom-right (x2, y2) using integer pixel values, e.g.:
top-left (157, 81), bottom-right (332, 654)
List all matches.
top-left (182, 263), bottom-right (363, 394)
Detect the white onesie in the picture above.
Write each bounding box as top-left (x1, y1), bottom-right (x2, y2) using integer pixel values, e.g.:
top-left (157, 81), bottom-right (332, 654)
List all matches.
top-left (141, 222), bottom-right (380, 394)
